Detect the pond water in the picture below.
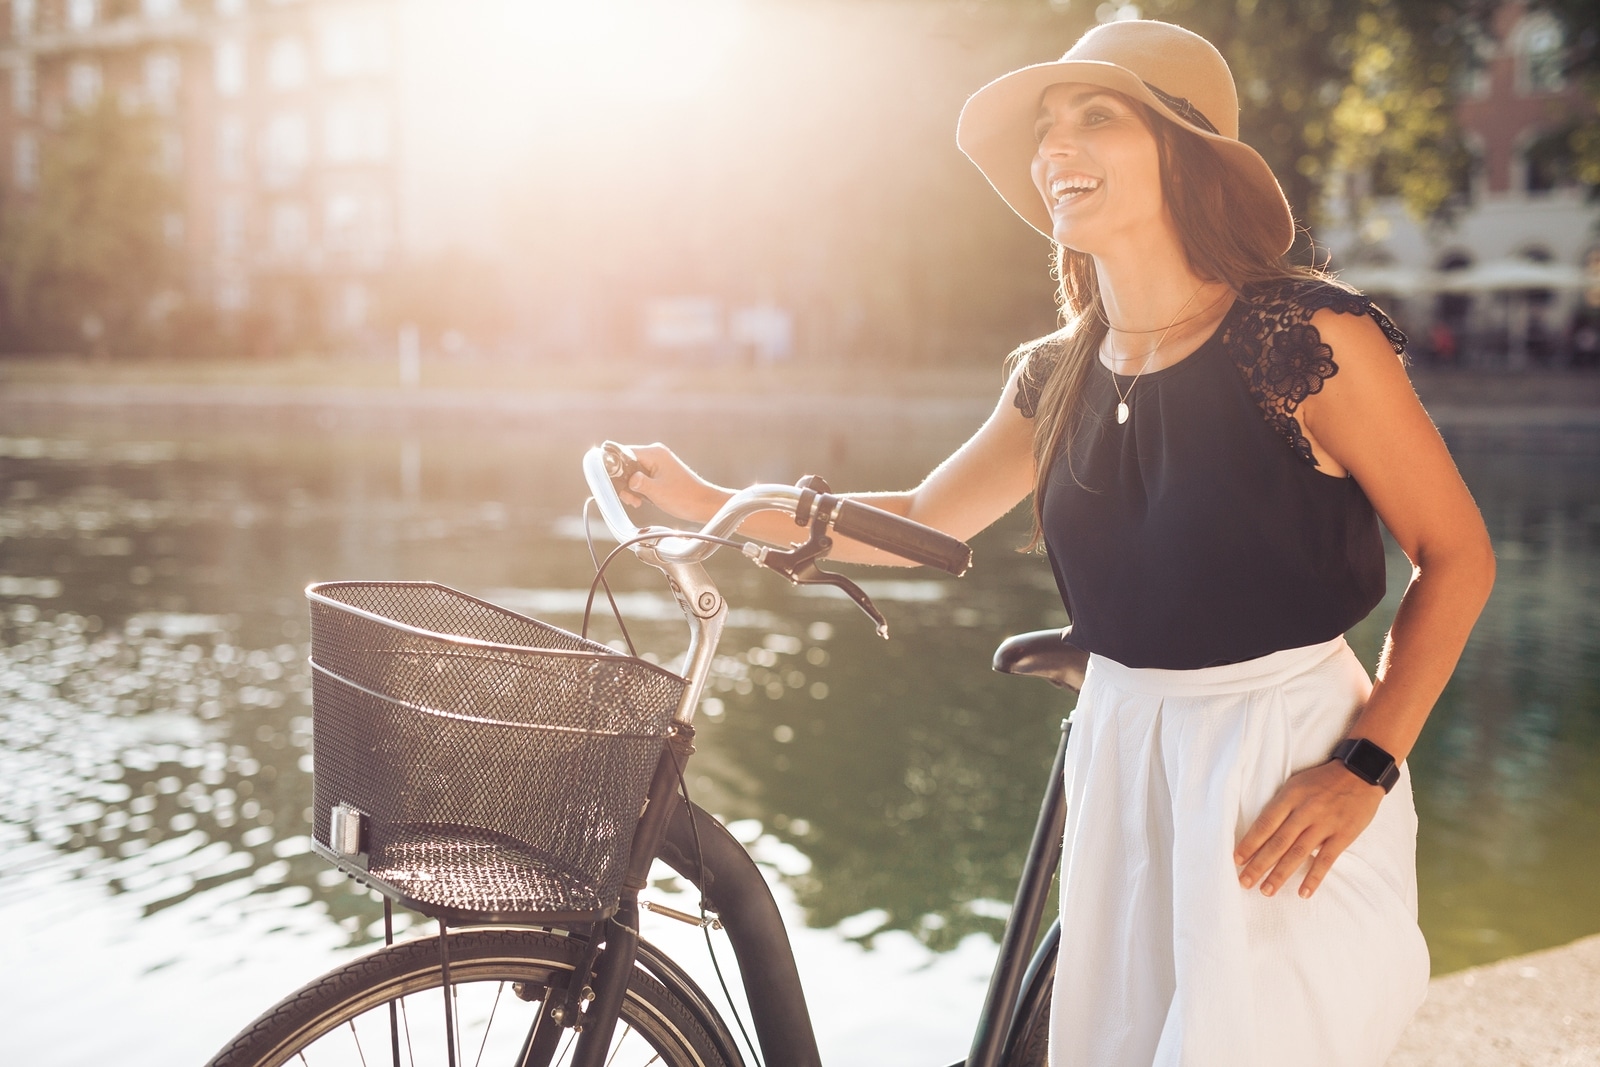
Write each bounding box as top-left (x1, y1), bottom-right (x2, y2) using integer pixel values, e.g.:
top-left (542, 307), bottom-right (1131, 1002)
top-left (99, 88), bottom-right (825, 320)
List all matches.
top-left (0, 398), bottom-right (1597, 1066)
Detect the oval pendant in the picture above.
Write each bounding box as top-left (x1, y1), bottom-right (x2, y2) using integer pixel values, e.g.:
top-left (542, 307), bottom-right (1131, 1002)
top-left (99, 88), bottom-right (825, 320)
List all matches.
top-left (1116, 401), bottom-right (1130, 425)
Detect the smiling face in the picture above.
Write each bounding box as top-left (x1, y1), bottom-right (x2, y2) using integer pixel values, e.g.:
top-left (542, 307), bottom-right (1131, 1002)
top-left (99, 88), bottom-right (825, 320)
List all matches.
top-left (1030, 84), bottom-right (1169, 254)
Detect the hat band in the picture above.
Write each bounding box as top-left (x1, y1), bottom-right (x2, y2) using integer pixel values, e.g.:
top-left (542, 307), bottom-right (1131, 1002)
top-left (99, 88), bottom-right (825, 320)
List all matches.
top-left (1142, 81), bottom-right (1219, 136)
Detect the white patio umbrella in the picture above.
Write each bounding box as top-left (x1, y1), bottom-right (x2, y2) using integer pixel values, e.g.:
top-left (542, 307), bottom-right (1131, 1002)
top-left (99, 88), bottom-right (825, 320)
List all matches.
top-left (1432, 259), bottom-right (1587, 292)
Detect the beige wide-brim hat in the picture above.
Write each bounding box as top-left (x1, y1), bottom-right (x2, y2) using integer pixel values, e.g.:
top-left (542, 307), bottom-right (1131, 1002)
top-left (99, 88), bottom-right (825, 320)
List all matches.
top-left (957, 19), bottom-right (1296, 256)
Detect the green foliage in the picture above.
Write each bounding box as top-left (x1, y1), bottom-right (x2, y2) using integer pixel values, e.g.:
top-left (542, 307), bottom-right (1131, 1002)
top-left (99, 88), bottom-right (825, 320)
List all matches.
top-left (1531, 0), bottom-right (1600, 190)
top-left (1, 94), bottom-right (180, 356)
top-left (1076, 0), bottom-right (1486, 227)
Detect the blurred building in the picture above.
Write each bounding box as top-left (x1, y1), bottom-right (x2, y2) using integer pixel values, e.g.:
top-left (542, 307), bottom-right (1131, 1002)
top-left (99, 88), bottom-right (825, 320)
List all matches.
top-left (1327, 2), bottom-right (1600, 369)
top-left (0, 0), bottom-right (399, 348)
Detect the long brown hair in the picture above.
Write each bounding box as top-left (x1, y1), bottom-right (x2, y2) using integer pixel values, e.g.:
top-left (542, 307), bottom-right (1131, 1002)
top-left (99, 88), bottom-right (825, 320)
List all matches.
top-left (1011, 100), bottom-right (1328, 547)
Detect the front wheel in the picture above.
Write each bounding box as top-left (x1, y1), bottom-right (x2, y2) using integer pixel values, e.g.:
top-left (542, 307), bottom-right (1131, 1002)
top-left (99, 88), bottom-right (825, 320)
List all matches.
top-left (206, 926), bottom-right (734, 1067)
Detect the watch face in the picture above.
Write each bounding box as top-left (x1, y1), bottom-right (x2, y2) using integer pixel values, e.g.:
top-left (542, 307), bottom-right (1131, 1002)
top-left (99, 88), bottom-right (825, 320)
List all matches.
top-left (1339, 738), bottom-right (1397, 788)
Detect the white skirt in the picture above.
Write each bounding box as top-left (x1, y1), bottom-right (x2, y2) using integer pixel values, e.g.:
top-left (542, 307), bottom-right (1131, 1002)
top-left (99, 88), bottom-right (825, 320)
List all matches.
top-left (1049, 637), bottom-right (1430, 1067)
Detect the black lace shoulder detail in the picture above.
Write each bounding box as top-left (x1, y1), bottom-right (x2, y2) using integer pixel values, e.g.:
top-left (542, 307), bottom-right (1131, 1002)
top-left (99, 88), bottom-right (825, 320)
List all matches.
top-left (1220, 278), bottom-right (1408, 466)
top-left (1011, 335), bottom-right (1066, 420)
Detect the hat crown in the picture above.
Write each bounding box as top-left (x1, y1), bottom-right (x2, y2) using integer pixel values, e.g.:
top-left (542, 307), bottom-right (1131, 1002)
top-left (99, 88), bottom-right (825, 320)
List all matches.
top-left (1060, 20), bottom-right (1239, 140)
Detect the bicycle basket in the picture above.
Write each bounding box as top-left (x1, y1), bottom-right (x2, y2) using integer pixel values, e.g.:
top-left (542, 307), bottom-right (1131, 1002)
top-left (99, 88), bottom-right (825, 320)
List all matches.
top-left (306, 581), bottom-right (684, 924)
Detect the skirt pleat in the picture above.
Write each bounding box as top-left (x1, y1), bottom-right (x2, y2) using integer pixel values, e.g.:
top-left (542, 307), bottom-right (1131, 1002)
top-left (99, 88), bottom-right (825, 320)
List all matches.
top-left (1048, 637), bottom-right (1430, 1067)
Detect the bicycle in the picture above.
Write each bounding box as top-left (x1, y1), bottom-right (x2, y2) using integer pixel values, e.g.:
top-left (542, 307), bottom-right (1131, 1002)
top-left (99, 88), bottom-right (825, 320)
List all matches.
top-left (205, 441), bottom-right (1089, 1067)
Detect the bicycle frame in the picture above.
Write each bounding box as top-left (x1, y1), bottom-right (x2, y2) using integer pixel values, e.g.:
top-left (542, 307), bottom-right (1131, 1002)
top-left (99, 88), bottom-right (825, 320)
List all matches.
top-left (559, 446), bottom-right (1069, 1067)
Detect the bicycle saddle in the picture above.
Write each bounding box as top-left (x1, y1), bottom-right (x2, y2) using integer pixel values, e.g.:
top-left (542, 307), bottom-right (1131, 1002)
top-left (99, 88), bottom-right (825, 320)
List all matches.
top-left (992, 628), bottom-right (1089, 693)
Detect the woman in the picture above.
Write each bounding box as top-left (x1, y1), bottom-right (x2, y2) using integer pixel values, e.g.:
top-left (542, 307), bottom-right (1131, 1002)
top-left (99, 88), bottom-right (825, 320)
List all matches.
top-left (624, 20), bottom-right (1495, 1067)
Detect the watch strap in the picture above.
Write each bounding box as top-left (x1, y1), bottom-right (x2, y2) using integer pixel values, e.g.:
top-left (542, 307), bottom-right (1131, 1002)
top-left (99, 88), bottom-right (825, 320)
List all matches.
top-left (1330, 737), bottom-right (1400, 793)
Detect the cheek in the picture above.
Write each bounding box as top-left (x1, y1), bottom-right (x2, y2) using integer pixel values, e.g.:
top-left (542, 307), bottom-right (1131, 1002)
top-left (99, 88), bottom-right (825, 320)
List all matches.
top-left (1029, 153), bottom-right (1050, 198)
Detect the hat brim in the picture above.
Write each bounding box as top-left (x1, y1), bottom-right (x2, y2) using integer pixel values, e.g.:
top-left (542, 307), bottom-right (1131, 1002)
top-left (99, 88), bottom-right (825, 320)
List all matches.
top-left (957, 60), bottom-right (1296, 256)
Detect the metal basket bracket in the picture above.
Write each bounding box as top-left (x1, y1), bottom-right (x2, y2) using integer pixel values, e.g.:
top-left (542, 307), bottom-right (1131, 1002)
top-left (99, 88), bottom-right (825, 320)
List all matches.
top-left (330, 803), bottom-right (370, 868)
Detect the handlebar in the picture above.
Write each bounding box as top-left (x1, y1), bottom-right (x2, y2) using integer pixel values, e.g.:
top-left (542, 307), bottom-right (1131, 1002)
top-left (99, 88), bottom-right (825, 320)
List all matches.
top-left (582, 443), bottom-right (972, 577)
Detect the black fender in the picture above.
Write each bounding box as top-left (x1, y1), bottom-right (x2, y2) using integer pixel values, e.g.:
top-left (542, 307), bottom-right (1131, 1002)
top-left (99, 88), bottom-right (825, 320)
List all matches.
top-left (1001, 918), bottom-right (1059, 1065)
top-left (658, 796), bottom-right (823, 1067)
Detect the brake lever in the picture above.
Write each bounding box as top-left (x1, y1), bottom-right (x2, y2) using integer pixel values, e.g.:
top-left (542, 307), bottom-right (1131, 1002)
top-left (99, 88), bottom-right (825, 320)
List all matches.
top-left (754, 484), bottom-right (890, 639)
top-left (788, 559), bottom-right (889, 639)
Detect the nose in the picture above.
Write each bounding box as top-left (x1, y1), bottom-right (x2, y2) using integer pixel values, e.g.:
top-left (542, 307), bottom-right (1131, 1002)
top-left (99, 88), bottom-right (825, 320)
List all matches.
top-left (1035, 119), bottom-right (1078, 159)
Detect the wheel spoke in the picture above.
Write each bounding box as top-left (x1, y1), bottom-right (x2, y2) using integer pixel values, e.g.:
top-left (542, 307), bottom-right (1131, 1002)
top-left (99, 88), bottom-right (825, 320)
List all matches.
top-left (205, 929), bottom-right (727, 1067)
top-left (470, 983), bottom-right (506, 1067)
top-left (348, 1020), bottom-right (370, 1067)
top-left (400, 992), bottom-right (415, 1067)
top-left (603, 1024), bottom-right (633, 1067)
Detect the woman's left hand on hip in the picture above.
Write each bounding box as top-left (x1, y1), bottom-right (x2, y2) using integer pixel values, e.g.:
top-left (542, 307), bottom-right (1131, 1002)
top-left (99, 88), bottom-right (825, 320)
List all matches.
top-left (1233, 761), bottom-right (1385, 899)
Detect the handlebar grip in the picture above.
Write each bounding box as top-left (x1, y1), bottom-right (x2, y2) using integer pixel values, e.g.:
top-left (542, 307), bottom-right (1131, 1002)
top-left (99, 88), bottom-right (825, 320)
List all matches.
top-left (830, 499), bottom-right (972, 576)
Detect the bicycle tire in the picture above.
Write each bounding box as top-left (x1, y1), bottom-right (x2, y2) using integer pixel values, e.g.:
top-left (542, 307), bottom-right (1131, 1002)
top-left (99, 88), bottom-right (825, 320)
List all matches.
top-left (1001, 939), bottom-right (1055, 1067)
top-left (205, 926), bottom-right (735, 1067)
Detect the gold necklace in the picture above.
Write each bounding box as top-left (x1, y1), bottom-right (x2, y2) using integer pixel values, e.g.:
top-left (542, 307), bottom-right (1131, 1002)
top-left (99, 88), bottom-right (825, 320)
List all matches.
top-left (1107, 284), bottom-right (1206, 426)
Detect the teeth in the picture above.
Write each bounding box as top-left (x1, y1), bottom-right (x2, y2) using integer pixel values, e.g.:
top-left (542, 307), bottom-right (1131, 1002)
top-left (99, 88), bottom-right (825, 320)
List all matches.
top-left (1050, 177), bottom-right (1100, 203)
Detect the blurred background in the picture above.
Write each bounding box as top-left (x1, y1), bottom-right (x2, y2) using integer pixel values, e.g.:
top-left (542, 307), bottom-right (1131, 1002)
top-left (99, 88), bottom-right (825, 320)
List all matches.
top-left (1, 2), bottom-right (1599, 1065)
top-left (0, 0), bottom-right (1593, 372)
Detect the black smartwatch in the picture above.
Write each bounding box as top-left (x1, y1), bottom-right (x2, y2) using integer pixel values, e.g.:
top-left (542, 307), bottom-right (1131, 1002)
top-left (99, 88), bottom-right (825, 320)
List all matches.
top-left (1330, 738), bottom-right (1400, 793)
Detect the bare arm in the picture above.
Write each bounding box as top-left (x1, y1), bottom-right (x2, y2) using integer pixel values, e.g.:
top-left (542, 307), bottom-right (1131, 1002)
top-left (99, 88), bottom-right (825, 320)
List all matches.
top-left (1236, 308), bottom-right (1496, 899)
top-left (621, 365), bottom-right (1039, 566)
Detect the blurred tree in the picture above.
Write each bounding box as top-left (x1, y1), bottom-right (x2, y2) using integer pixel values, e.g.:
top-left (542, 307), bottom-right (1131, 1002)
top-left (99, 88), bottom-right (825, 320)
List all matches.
top-left (0, 94), bottom-right (180, 357)
top-left (1531, 0), bottom-right (1600, 189)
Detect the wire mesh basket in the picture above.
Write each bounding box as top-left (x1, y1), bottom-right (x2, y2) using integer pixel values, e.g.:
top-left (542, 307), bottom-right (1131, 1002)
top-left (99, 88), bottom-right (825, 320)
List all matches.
top-left (306, 581), bottom-right (684, 924)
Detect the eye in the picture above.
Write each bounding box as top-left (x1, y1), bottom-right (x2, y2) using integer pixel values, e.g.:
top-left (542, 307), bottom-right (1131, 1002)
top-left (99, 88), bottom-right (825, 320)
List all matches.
top-left (1081, 108), bottom-right (1113, 126)
top-left (1033, 117), bottom-right (1052, 143)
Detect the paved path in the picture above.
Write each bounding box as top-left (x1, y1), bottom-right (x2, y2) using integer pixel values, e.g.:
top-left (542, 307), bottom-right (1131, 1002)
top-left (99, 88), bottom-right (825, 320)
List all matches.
top-left (1390, 933), bottom-right (1600, 1066)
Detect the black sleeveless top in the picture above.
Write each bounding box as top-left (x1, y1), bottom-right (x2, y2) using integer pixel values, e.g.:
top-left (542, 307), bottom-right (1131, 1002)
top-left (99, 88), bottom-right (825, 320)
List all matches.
top-left (1014, 279), bottom-right (1406, 670)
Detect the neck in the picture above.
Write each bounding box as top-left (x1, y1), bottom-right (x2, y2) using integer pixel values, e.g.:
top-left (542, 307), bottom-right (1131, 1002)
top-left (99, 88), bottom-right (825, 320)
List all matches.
top-left (1092, 235), bottom-right (1213, 330)
top-left (1090, 236), bottom-right (1231, 368)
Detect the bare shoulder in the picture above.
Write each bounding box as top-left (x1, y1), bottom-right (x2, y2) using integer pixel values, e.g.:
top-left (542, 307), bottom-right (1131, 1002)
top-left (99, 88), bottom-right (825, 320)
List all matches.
top-left (1305, 302), bottom-right (1433, 422)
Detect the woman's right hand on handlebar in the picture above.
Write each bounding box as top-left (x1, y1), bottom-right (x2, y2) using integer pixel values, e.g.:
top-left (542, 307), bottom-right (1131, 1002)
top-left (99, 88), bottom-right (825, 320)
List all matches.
top-left (617, 443), bottom-right (732, 524)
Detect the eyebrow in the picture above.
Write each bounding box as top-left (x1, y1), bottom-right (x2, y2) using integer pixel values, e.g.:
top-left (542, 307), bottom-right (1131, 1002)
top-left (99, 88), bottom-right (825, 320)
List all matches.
top-left (1035, 89), bottom-right (1120, 121)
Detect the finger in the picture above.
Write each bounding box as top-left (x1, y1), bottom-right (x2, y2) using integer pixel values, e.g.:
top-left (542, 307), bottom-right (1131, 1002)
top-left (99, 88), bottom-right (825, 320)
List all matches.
top-left (1235, 795), bottom-right (1295, 867)
top-left (1297, 837), bottom-right (1350, 899)
top-left (1238, 817), bottom-right (1306, 889)
top-left (1259, 829), bottom-right (1322, 897)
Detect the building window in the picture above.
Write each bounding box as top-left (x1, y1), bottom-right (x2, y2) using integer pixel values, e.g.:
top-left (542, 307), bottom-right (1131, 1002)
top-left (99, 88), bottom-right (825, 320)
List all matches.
top-left (145, 50), bottom-right (181, 112)
top-left (1518, 14), bottom-right (1566, 94)
top-left (1523, 125), bottom-right (1579, 192)
top-left (12, 64), bottom-right (35, 116)
top-left (216, 275), bottom-right (248, 310)
top-left (67, 0), bottom-right (97, 31)
top-left (323, 190), bottom-right (388, 257)
top-left (271, 201), bottom-right (309, 253)
top-left (323, 191), bottom-right (359, 250)
top-left (338, 281), bottom-right (369, 329)
top-left (323, 99), bottom-right (388, 163)
top-left (217, 195), bottom-right (245, 255)
top-left (216, 115), bottom-right (245, 180)
top-left (12, 0), bottom-right (35, 38)
top-left (13, 132), bottom-right (38, 188)
top-left (267, 37), bottom-right (310, 91)
top-left (67, 61), bottom-right (102, 109)
top-left (215, 39), bottom-right (245, 97)
top-left (142, 0), bottom-right (180, 18)
top-left (262, 112), bottom-right (309, 182)
top-left (318, 8), bottom-right (389, 78)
